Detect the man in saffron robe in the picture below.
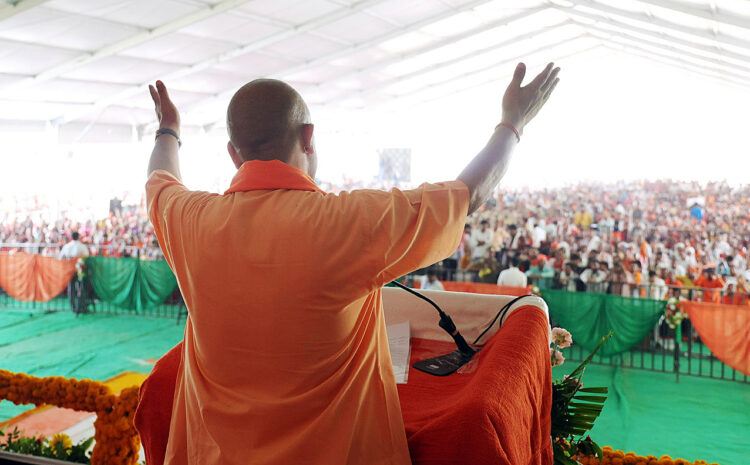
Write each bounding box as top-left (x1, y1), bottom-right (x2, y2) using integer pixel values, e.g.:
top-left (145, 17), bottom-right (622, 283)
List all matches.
top-left (142, 62), bottom-right (560, 465)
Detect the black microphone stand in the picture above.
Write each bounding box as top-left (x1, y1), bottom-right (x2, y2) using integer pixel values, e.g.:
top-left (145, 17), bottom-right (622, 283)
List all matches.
top-left (390, 281), bottom-right (475, 376)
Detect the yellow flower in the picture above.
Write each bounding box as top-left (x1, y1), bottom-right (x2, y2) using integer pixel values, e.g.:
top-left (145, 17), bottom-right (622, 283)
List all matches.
top-left (50, 433), bottom-right (73, 452)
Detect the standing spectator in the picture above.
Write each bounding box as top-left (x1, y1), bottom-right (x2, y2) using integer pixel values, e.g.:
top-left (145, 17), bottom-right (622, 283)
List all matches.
top-left (559, 262), bottom-right (580, 292)
top-left (580, 260), bottom-right (608, 293)
top-left (630, 261), bottom-right (644, 297)
top-left (420, 270), bottom-right (445, 291)
top-left (58, 232), bottom-right (89, 259)
top-left (609, 261), bottom-right (633, 297)
top-left (646, 270), bottom-right (668, 300)
top-left (693, 268), bottom-right (725, 303)
top-left (497, 256), bottom-right (527, 288)
top-left (721, 283), bottom-right (747, 306)
top-left (470, 220), bottom-right (493, 262)
top-left (526, 256), bottom-right (554, 289)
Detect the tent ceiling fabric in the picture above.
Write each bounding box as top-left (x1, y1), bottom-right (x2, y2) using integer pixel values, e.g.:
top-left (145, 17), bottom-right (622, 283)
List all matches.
top-left (0, 0), bottom-right (749, 131)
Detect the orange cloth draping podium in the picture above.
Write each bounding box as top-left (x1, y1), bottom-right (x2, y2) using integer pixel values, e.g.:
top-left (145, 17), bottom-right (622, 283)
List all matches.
top-left (135, 289), bottom-right (553, 465)
top-left (0, 252), bottom-right (76, 302)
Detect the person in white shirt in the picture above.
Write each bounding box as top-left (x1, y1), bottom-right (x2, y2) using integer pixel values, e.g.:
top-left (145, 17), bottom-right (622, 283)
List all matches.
top-left (531, 222), bottom-right (547, 248)
top-left (420, 270), bottom-right (444, 291)
top-left (497, 256), bottom-right (528, 287)
top-left (579, 260), bottom-right (608, 293)
top-left (508, 224), bottom-right (522, 251)
top-left (59, 232), bottom-right (90, 315)
top-left (58, 232), bottom-right (89, 259)
top-left (559, 262), bottom-right (580, 292)
top-left (646, 270), bottom-right (667, 300)
top-left (470, 219), bottom-right (494, 261)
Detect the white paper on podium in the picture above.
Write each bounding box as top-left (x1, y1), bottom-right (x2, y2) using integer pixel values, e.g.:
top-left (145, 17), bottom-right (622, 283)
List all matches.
top-left (386, 321), bottom-right (411, 384)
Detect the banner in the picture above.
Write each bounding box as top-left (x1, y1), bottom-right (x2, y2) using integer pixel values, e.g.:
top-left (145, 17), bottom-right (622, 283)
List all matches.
top-left (541, 289), bottom-right (665, 357)
top-left (0, 253), bottom-right (76, 302)
top-left (684, 301), bottom-right (750, 376)
top-left (85, 257), bottom-right (177, 312)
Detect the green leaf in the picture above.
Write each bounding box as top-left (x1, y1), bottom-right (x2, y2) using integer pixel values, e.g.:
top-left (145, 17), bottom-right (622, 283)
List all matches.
top-left (591, 441), bottom-right (603, 458)
top-left (569, 402), bottom-right (604, 411)
top-left (565, 332), bottom-right (614, 380)
top-left (574, 395), bottom-right (608, 403)
top-left (80, 436), bottom-right (94, 450)
top-left (578, 387), bottom-right (608, 394)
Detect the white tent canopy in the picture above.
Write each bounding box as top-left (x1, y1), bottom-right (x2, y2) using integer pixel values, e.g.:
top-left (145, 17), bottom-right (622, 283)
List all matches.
top-left (1, 0), bottom-right (750, 144)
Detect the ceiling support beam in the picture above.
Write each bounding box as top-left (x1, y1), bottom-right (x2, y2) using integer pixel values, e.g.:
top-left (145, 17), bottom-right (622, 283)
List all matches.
top-left (0, 0), bottom-right (47, 21)
top-left (182, 0), bottom-right (518, 114)
top-left (317, 6), bottom-right (547, 89)
top-left (561, 7), bottom-right (750, 67)
top-left (602, 41), bottom-right (750, 87)
top-left (380, 35), bottom-right (588, 100)
top-left (356, 21), bottom-right (572, 98)
top-left (554, 0), bottom-right (750, 51)
top-left (634, 0), bottom-right (750, 30)
top-left (586, 24), bottom-right (750, 76)
top-left (384, 43), bottom-right (602, 110)
top-left (1, 0), bottom-right (254, 94)
top-left (51, 0), bottom-right (394, 126)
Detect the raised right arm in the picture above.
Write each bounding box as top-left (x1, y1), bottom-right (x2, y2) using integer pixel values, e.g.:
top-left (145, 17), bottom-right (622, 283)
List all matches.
top-left (458, 62), bottom-right (560, 214)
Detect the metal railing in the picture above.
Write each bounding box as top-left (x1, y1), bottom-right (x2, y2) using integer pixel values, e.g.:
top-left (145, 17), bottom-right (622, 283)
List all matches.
top-left (0, 281), bottom-right (186, 322)
top-left (0, 251), bottom-right (184, 322)
top-left (0, 242), bottom-right (164, 260)
top-left (528, 278), bottom-right (750, 305)
top-left (545, 286), bottom-right (749, 384)
top-left (558, 319), bottom-right (748, 384)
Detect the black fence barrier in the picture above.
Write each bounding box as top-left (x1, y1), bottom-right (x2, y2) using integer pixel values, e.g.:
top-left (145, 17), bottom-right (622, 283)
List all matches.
top-left (557, 318), bottom-right (748, 384)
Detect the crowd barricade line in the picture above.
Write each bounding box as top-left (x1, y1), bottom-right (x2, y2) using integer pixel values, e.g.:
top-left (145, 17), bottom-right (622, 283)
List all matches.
top-left (406, 277), bottom-right (748, 384)
top-left (0, 250), bottom-right (747, 381)
top-left (0, 252), bottom-right (76, 302)
top-left (0, 250), bottom-right (184, 320)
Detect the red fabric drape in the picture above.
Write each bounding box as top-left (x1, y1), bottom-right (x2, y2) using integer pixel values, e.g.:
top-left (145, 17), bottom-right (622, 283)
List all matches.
top-left (684, 301), bottom-right (750, 376)
top-left (398, 308), bottom-right (553, 465)
top-left (0, 253), bottom-right (77, 302)
top-left (441, 281), bottom-right (531, 296)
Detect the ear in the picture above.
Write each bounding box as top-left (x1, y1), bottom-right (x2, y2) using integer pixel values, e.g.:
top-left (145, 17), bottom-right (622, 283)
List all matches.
top-left (227, 141), bottom-right (243, 169)
top-left (300, 123), bottom-right (315, 155)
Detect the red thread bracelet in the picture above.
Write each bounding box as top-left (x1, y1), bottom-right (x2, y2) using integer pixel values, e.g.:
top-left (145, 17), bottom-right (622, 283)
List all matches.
top-left (496, 122), bottom-right (520, 143)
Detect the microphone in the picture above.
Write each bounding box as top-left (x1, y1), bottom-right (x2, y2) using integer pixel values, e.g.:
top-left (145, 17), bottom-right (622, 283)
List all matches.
top-left (390, 281), bottom-right (475, 376)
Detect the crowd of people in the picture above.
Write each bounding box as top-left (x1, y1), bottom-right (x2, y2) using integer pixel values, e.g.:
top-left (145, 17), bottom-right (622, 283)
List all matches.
top-left (444, 179), bottom-right (750, 305)
top-left (0, 203), bottom-right (164, 260)
top-left (2, 179), bottom-right (749, 305)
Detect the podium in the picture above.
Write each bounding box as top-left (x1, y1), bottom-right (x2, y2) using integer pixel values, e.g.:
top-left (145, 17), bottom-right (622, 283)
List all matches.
top-left (135, 289), bottom-right (553, 465)
top-left (383, 288), bottom-right (553, 465)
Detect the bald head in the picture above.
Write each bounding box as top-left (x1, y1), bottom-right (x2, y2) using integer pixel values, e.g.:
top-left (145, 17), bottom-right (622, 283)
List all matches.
top-left (226, 79), bottom-right (312, 164)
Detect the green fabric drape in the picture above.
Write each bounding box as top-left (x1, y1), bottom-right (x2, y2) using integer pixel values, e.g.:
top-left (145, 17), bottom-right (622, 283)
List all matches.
top-left (85, 257), bottom-right (177, 312)
top-left (541, 289), bottom-right (665, 357)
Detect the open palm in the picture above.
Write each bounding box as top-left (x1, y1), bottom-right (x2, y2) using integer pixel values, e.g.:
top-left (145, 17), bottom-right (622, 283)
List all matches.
top-left (502, 62), bottom-right (560, 135)
top-left (149, 80), bottom-right (180, 133)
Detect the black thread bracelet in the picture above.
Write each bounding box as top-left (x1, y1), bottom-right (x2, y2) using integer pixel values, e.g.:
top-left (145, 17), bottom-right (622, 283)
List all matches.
top-left (155, 128), bottom-right (182, 147)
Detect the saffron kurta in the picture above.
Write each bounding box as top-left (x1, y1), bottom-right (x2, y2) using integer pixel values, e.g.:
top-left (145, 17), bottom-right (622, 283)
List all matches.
top-left (146, 160), bottom-right (469, 465)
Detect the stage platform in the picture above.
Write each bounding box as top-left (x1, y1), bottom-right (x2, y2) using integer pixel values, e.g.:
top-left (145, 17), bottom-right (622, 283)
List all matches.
top-left (0, 306), bottom-right (747, 465)
top-left (0, 307), bottom-right (184, 422)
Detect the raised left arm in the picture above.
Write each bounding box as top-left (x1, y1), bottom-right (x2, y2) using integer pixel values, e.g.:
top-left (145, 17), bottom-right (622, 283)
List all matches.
top-left (148, 80), bottom-right (182, 181)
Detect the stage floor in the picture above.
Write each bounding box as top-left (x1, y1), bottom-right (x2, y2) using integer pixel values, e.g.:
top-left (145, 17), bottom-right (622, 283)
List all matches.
top-left (0, 307), bottom-right (184, 422)
top-left (0, 307), bottom-right (747, 465)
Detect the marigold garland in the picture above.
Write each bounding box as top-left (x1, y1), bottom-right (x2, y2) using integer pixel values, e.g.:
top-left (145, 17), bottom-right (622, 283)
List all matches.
top-left (0, 369), bottom-right (140, 465)
top-left (577, 446), bottom-right (719, 465)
